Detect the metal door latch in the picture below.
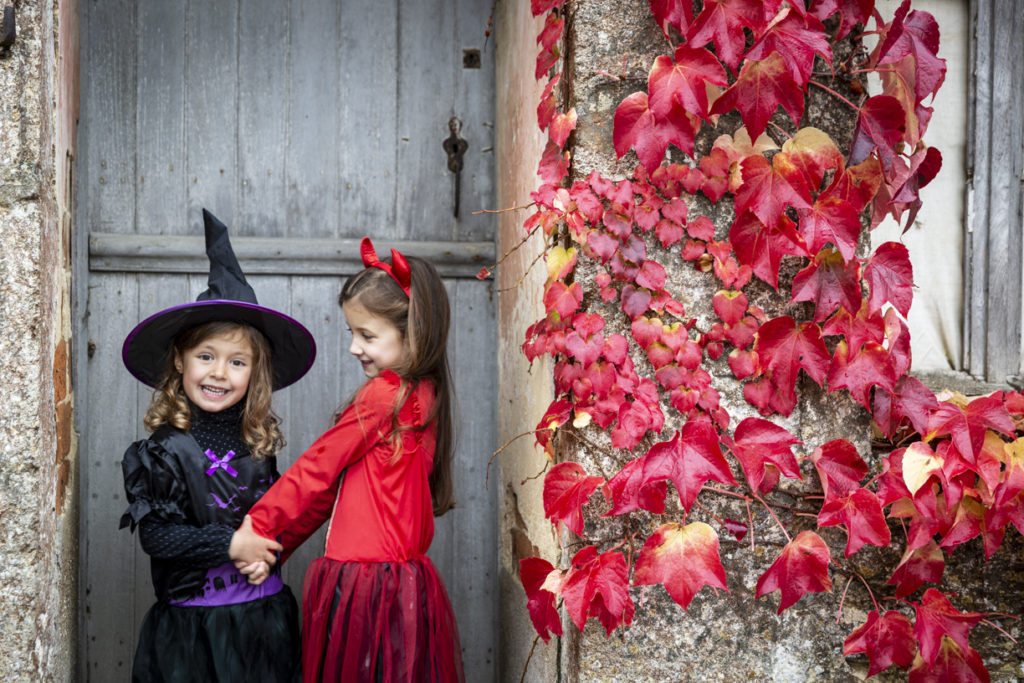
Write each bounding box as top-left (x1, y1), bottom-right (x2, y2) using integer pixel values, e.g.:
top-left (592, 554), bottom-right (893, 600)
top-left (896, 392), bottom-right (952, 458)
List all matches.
top-left (442, 117), bottom-right (469, 219)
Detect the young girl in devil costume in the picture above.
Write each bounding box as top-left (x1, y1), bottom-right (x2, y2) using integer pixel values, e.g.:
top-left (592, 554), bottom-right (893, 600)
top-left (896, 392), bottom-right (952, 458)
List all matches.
top-left (232, 237), bottom-right (465, 683)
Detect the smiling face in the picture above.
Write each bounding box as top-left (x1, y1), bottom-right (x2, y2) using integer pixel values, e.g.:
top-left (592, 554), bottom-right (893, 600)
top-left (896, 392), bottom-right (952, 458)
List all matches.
top-left (343, 300), bottom-right (407, 379)
top-left (174, 329), bottom-right (254, 412)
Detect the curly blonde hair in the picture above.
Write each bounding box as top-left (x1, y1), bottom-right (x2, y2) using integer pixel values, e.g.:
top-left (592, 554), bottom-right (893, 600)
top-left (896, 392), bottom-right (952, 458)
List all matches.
top-left (144, 321), bottom-right (284, 459)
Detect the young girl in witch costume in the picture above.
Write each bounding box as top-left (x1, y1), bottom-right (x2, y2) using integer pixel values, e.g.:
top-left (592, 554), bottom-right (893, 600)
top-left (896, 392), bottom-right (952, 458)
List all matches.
top-left (232, 237), bottom-right (465, 683)
top-left (119, 209), bottom-right (316, 682)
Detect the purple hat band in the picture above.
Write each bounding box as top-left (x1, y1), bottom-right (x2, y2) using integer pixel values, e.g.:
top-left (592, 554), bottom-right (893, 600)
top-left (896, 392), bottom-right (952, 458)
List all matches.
top-left (122, 299), bottom-right (317, 391)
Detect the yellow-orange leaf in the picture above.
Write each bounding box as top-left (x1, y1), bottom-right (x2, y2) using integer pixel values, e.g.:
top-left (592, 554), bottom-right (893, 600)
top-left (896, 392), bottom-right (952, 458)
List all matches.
top-left (546, 246), bottom-right (578, 281)
top-left (902, 441), bottom-right (943, 495)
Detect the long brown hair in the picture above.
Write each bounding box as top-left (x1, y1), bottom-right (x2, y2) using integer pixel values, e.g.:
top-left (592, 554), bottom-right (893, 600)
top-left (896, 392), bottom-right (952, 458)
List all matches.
top-left (144, 321), bottom-right (284, 459)
top-left (339, 257), bottom-right (455, 516)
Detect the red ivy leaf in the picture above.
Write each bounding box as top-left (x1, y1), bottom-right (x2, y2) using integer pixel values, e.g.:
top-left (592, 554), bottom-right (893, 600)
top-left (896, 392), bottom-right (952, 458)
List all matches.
top-left (655, 218), bottom-right (685, 248)
top-left (648, 0), bottom-right (696, 37)
top-left (817, 487), bottom-right (892, 557)
top-left (781, 127), bottom-right (844, 192)
top-left (543, 462), bottom-right (605, 536)
top-left (549, 108), bottom-right (578, 148)
top-left (821, 156), bottom-right (882, 214)
top-left (531, 0), bottom-right (566, 16)
top-left (728, 417), bottom-right (803, 492)
top-left (843, 610), bottom-right (916, 677)
top-left (687, 0), bottom-right (763, 73)
top-left (535, 12), bottom-right (563, 79)
top-left (849, 95), bottom-right (906, 170)
top-left (519, 557), bottom-right (564, 643)
top-left (649, 46), bottom-right (727, 121)
top-left (633, 521), bottom-right (729, 610)
top-left (561, 546), bottom-right (635, 635)
top-left (745, 9), bottom-right (832, 86)
top-left (735, 153), bottom-right (814, 230)
top-left (753, 316), bottom-right (831, 400)
top-left (875, 4), bottom-right (946, 100)
top-left (809, 0), bottom-right (874, 40)
top-left (791, 248), bottom-right (862, 322)
top-left (723, 517), bottom-right (748, 541)
top-left (912, 589), bottom-right (984, 666)
top-left (908, 637), bottom-right (990, 683)
top-left (710, 52), bottom-right (805, 141)
top-left (926, 395), bottom-right (1014, 465)
top-left (872, 374), bottom-right (938, 439)
top-left (796, 197), bottom-right (862, 262)
top-left (636, 259), bottom-right (668, 291)
top-left (887, 539), bottom-right (945, 598)
top-left (614, 92), bottom-right (701, 171)
top-left (755, 530), bottom-right (833, 613)
top-left (534, 399), bottom-right (573, 452)
top-left (602, 455), bottom-right (668, 516)
top-left (537, 73), bottom-right (561, 131)
top-left (812, 439), bottom-right (868, 501)
top-left (712, 289), bottom-right (748, 326)
top-left (621, 285), bottom-right (653, 319)
top-left (538, 140), bottom-right (570, 184)
top-left (543, 280), bottom-right (583, 319)
top-left (822, 302), bottom-right (885, 355)
top-left (730, 212), bottom-right (808, 289)
top-left (865, 241), bottom-right (914, 317)
top-left (828, 340), bottom-right (898, 410)
top-left (642, 420), bottom-right (737, 512)
top-left (586, 229), bottom-right (618, 263)
top-left (537, 10), bottom-right (564, 51)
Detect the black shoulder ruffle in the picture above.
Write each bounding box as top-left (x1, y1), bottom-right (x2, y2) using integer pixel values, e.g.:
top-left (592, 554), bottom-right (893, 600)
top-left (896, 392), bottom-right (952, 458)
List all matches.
top-left (119, 432), bottom-right (190, 531)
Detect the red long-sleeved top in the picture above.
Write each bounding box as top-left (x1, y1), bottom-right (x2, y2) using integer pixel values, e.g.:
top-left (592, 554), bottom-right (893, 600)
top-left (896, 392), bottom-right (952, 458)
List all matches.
top-left (249, 370), bottom-right (435, 562)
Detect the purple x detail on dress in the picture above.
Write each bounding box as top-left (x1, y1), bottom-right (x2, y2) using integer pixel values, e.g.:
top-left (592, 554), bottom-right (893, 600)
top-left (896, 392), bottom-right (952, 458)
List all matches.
top-left (205, 449), bottom-right (239, 477)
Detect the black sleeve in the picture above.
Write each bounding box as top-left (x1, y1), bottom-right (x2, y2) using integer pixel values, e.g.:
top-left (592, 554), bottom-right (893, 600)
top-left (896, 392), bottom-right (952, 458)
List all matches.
top-left (137, 517), bottom-right (234, 569)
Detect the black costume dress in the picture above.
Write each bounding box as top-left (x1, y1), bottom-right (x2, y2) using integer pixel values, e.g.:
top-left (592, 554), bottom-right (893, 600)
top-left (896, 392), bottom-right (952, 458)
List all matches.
top-left (120, 402), bottom-right (300, 682)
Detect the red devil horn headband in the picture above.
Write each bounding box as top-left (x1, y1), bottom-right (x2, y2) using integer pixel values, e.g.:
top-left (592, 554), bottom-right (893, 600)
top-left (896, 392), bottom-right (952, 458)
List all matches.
top-left (360, 237), bottom-right (411, 297)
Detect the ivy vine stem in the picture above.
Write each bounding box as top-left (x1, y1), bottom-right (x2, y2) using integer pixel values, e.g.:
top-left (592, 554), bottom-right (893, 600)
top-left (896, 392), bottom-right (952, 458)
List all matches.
top-left (486, 428), bottom-right (543, 488)
top-left (753, 492), bottom-right (792, 543)
top-left (808, 79), bottom-right (862, 113)
top-left (836, 575), bottom-right (856, 623)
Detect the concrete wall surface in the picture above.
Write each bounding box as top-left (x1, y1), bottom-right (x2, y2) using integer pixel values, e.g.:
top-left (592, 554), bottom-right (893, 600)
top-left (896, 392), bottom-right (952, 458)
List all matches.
top-left (495, 1), bottom-right (564, 681)
top-left (0, 0), bottom-right (78, 680)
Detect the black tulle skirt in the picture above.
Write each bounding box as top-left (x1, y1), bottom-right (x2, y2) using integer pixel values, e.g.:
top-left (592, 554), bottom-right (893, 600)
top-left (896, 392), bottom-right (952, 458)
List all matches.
top-left (131, 586), bottom-right (300, 682)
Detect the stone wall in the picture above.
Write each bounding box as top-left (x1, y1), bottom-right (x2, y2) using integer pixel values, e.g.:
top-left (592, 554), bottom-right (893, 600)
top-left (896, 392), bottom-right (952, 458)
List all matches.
top-left (0, 1), bottom-right (78, 680)
top-left (495, 1), bottom-right (1023, 681)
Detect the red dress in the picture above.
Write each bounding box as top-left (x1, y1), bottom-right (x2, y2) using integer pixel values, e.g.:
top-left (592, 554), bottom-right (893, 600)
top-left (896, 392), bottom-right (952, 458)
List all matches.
top-left (248, 371), bottom-right (464, 683)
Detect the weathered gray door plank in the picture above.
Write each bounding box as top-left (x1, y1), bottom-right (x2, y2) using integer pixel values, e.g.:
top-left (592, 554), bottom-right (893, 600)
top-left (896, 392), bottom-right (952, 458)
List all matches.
top-left (429, 278), bottom-right (498, 678)
top-left (396, 0), bottom-right (458, 241)
top-left (185, 0), bottom-right (240, 227)
top-left (339, 0), bottom-right (400, 232)
top-left (454, 0), bottom-right (499, 241)
top-left (287, 0), bottom-right (341, 237)
top-left (136, 0), bottom-right (186, 236)
top-left (238, 0), bottom-right (289, 237)
top-left (83, 273), bottom-right (140, 682)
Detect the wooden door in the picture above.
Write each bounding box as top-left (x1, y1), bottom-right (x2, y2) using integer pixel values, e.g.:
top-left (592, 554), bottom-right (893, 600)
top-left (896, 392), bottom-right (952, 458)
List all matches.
top-left (74, 1), bottom-right (498, 680)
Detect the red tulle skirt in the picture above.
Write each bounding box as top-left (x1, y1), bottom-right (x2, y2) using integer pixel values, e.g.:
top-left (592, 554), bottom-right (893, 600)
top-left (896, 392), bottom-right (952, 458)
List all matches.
top-left (301, 556), bottom-right (465, 683)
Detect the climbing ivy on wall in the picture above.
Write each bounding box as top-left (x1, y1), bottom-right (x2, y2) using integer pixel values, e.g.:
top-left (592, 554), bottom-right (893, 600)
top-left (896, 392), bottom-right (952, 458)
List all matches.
top-left (503, 0), bottom-right (1022, 679)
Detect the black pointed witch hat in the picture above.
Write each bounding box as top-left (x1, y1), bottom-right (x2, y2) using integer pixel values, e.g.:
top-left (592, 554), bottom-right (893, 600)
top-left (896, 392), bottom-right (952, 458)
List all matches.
top-left (122, 209), bottom-right (316, 390)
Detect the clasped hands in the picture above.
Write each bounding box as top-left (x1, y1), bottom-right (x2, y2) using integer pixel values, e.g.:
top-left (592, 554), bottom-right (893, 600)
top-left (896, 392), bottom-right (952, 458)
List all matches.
top-left (228, 514), bottom-right (283, 586)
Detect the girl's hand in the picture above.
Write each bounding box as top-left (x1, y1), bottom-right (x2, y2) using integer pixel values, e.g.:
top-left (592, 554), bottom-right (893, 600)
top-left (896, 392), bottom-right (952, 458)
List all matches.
top-left (239, 560), bottom-right (271, 586)
top-left (229, 514), bottom-right (282, 566)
